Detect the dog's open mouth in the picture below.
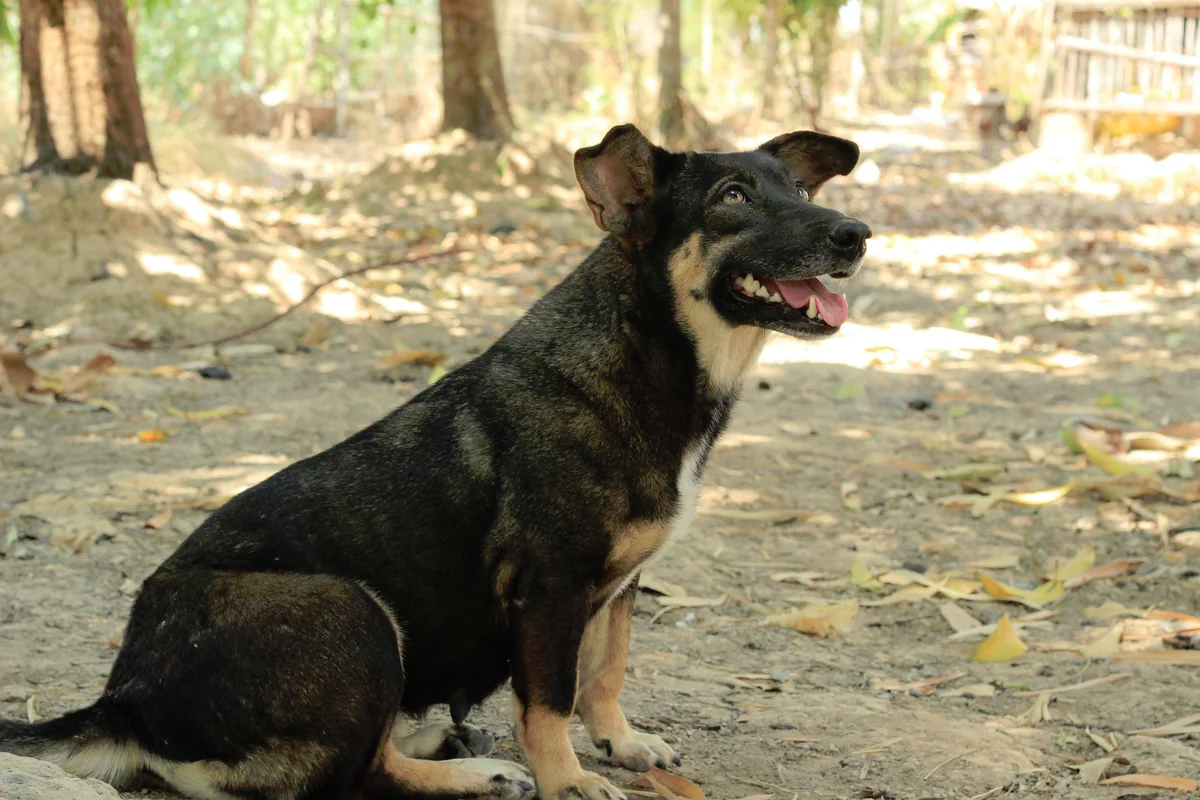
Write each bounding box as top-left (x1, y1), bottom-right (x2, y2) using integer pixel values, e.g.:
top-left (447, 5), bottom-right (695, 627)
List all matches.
top-left (729, 272), bottom-right (849, 328)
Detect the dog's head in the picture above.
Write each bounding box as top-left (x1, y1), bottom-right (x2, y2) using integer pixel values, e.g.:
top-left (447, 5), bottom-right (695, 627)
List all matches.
top-left (575, 124), bottom-right (869, 339)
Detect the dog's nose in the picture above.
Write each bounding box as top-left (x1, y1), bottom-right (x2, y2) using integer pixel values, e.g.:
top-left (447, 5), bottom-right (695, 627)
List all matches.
top-left (828, 219), bottom-right (872, 255)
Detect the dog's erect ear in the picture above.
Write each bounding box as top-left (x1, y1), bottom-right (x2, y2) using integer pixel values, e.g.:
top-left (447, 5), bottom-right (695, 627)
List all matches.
top-left (758, 131), bottom-right (859, 198)
top-left (574, 124), bottom-right (665, 239)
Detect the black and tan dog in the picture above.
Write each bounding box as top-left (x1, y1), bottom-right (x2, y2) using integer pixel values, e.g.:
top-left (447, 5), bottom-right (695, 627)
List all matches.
top-left (0, 123), bottom-right (869, 800)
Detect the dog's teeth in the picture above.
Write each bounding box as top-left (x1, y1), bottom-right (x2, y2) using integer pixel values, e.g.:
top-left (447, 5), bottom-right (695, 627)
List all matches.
top-left (755, 285), bottom-right (770, 299)
top-left (768, 292), bottom-right (783, 303)
top-left (806, 296), bottom-right (819, 319)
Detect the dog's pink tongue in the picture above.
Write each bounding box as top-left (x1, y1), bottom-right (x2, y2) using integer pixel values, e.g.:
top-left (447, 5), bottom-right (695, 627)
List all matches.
top-left (774, 278), bottom-right (850, 327)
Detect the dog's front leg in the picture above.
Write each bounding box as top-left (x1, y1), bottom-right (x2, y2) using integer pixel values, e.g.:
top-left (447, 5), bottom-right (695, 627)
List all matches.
top-left (511, 593), bottom-right (625, 800)
top-left (576, 581), bottom-right (680, 771)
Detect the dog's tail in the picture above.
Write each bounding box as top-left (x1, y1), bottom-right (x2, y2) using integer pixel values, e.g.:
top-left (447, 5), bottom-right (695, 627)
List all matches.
top-left (0, 700), bottom-right (142, 784)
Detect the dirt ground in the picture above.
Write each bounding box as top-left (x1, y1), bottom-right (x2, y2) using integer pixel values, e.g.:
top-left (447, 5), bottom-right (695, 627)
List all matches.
top-left (1, 118), bottom-right (1199, 800)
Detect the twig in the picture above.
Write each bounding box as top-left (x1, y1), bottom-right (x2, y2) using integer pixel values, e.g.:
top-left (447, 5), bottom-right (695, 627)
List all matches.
top-left (1011, 673), bottom-right (1132, 698)
top-left (731, 776), bottom-right (798, 794)
top-left (922, 748), bottom-right (979, 781)
top-left (968, 786), bottom-right (1004, 800)
top-left (109, 247), bottom-right (467, 352)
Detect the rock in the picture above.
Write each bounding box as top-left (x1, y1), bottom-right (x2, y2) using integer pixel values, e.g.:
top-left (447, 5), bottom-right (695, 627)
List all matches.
top-left (0, 753), bottom-right (120, 800)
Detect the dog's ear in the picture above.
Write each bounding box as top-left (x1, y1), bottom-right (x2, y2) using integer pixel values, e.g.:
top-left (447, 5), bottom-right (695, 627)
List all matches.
top-left (757, 131), bottom-right (859, 199)
top-left (574, 124), bottom-right (666, 239)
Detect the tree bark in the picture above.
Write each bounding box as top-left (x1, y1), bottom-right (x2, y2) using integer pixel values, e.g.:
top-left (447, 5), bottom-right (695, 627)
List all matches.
top-left (658, 0), bottom-right (684, 147)
top-left (19, 0), bottom-right (155, 179)
top-left (760, 0), bottom-right (783, 120)
top-left (439, 0), bottom-right (513, 140)
top-left (335, 0), bottom-right (349, 137)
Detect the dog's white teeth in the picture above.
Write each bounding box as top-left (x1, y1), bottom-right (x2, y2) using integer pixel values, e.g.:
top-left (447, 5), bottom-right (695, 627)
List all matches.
top-left (806, 296), bottom-right (819, 319)
top-left (768, 292), bottom-right (783, 304)
top-left (755, 285), bottom-right (770, 299)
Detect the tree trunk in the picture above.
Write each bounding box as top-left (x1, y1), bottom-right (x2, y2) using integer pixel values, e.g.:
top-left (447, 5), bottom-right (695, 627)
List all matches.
top-left (760, 0), bottom-right (783, 120)
top-left (438, 0), bottom-right (513, 140)
top-left (282, 0), bottom-right (325, 141)
top-left (19, 0), bottom-right (155, 179)
top-left (240, 0), bottom-right (255, 82)
top-left (335, 0), bottom-right (349, 137)
top-left (658, 0), bottom-right (684, 147)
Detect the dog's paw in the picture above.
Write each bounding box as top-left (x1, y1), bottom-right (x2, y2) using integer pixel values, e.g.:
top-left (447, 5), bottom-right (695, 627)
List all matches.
top-left (450, 758), bottom-right (537, 800)
top-left (547, 770), bottom-right (627, 800)
top-left (593, 731), bottom-right (680, 771)
top-left (396, 722), bottom-right (495, 760)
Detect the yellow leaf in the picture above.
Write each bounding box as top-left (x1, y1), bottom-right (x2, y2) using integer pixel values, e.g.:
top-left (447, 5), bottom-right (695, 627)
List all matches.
top-left (1004, 483), bottom-right (1074, 505)
top-left (939, 601), bottom-right (982, 633)
top-left (427, 363), bottom-right (448, 385)
top-left (1078, 621), bottom-right (1124, 659)
top-left (766, 599), bottom-right (858, 637)
top-left (1098, 775), bottom-right (1199, 792)
top-left (299, 319), bottom-right (330, 348)
top-left (165, 404), bottom-right (249, 421)
top-left (1052, 545), bottom-right (1096, 582)
top-left (1084, 600), bottom-right (1138, 620)
top-left (851, 561), bottom-right (884, 591)
top-left (377, 348), bottom-right (450, 368)
top-left (972, 613), bottom-right (1029, 662)
top-left (136, 428), bottom-right (168, 443)
top-left (152, 290), bottom-right (174, 308)
top-left (977, 574), bottom-right (1063, 608)
top-left (1075, 425), bottom-right (1159, 477)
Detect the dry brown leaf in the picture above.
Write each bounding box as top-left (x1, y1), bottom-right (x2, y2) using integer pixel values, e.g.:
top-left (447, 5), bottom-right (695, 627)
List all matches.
top-left (1129, 711), bottom-right (1200, 737)
top-left (972, 613), bottom-right (1028, 662)
top-left (960, 553), bottom-right (1020, 570)
top-left (1098, 774), bottom-right (1199, 792)
top-left (770, 571), bottom-right (834, 586)
top-left (937, 682), bottom-right (997, 698)
top-left (655, 595), bottom-right (725, 608)
top-left (144, 508), bottom-right (173, 530)
top-left (299, 320), bottom-right (330, 348)
top-left (1, 353), bottom-right (41, 398)
top-left (1022, 692), bottom-right (1052, 723)
top-left (1113, 650), bottom-right (1200, 665)
top-left (644, 766), bottom-right (707, 800)
top-left (639, 575), bottom-right (687, 597)
top-left (376, 349), bottom-right (450, 368)
top-left (1064, 559), bottom-right (1144, 589)
top-left (165, 404), bottom-right (249, 422)
top-left (1160, 421), bottom-right (1200, 439)
top-left (840, 481), bottom-right (862, 511)
top-left (1010, 673), bottom-right (1132, 697)
top-left (869, 671), bottom-right (965, 695)
top-left (60, 353), bottom-right (117, 397)
top-left (766, 599), bottom-right (858, 637)
top-left (1084, 728), bottom-right (1116, 753)
top-left (939, 601), bottom-right (982, 633)
top-left (137, 428), bottom-right (169, 443)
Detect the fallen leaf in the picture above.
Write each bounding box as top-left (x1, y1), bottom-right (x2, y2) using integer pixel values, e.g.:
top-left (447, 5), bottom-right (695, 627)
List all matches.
top-left (851, 561), bottom-right (885, 591)
top-left (144, 508), bottom-right (173, 530)
top-left (644, 766), bottom-right (708, 800)
top-left (299, 320), bottom-right (330, 348)
top-left (59, 353), bottom-right (116, 396)
top-left (1074, 424), bottom-right (1159, 477)
top-left (655, 595), bottom-right (725, 608)
top-left (1010, 673), bottom-right (1131, 697)
top-left (925, 463), bottom-right (1006, 481)
top-left (152, 290), bottom-right (174, 308)
top-left (870, 671), bottom-right (965, 695)
top-left (1049, 545), bottom-right (1096, 582)
top-left (1084, 600), bottom-right (1138, 620)
top-left (639, 575), bottom-right (687, 597)
top-left (977, 574), bottom-right (1064, 608)
top-left (1022, 691), bottom-right (1052, 722)
top-left (960, 553), bottom-right (1020, 570)
top-left (1129, 711), bottom-right (1200, 737)
top-left (770, 571), bottom-right (834, 586)
top-left (137, 428), bottom-right (169, 443)
top-left (165, 403), bottom-right (249, 421)
top-left (860, 583), bottom-right (939, 606)
top-left (1, 353), bottom-right (42, 399)
top-left (939, 601), bottom-right (982, 633)
top-left (1113, 650), bottom-right (1200, 665)
top-left (1084, 728), bottom-right (1116, 753)
top-left (1076, 757), bottom-right (1115, 784)
top-left (938, 682), bottom-right (997, 698)
top-left (840, 481), bottom-right (863, 511)
top-left (1160, 421), bottom-right (1200, 439)
top-left (1078, 622), bottom-right (1124, 659)
top-left (699, 508), bottom-right (812, 524)
top-left (766, 599), bottom-right (858, 637)
top-left (377, 348), bottom-right (450, 368)
top-left (1098, 774), bottom-right (1199, 792)
top-left (972, 613), bottom-right (1028, 662)
top-left (1064, 559), bottom-right (1144, 589)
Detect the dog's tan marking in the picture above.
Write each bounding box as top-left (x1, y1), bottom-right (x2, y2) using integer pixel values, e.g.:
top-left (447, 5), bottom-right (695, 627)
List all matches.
top-left (494, 558), bottom-right (516, 603)
top-left (669, 231), bottom-right (768, 392)
top-left (376, 739), bottom-right (533, 797)
top-left (604, 521), bottom-right (669, 595)
top-left (575, 601), bottom-right (632, 745)
top-left (515, 699), bottom-right (622, 799)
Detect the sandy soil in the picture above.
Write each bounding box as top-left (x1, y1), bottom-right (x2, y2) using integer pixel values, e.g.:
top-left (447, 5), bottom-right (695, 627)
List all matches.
top-left (2, 120), bottom-right (1199, 800)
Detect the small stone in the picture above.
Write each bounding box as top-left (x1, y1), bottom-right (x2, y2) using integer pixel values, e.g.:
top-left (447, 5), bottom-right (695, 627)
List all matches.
top-left (757, 380), bottom-right (771, 390)
top-left (908, 397), bottom-right (933, 411)
top-left (196, 366), bottom-right (233, 380)
top-left (769, 720), bottom-right (798, 730)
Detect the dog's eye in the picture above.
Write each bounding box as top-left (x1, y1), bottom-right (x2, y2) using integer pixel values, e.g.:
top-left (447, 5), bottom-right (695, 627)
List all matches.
top-left (722, 188), bottom-right (746, 205)
top-left (796, 184), bottom-right (810, 202)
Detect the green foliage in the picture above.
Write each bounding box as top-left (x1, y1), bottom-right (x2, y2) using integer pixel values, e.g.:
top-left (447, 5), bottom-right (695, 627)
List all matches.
top-left (0, 0), bottom-right (14, 46)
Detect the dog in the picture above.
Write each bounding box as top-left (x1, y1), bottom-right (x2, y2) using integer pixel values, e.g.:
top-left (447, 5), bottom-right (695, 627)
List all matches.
top-left (0, 123), bottom-right (869, 800)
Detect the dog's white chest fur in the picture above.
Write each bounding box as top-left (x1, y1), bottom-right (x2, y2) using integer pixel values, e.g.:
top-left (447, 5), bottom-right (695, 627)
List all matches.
top-left (668, 445), bottom-right (705, 549)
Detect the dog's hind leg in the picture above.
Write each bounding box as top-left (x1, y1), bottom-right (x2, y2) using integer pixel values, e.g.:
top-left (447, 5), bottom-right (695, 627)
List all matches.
top-left (360, 739), bottom-right (534, 800)
top-left (576, 581), bottom-right (679, 771)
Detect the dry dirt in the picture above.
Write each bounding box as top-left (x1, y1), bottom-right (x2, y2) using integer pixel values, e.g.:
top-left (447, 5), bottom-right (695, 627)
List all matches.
top-left (2, 120), bottom-right (1199, 800)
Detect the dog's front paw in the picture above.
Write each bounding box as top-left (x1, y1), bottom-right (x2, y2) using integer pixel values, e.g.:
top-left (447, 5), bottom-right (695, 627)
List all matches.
top-left (594, 731), bottom-right (680, 771)
top-left (451, 758), bottom-right (537, 800)
top-left (546, 770), bottom-right (627, 800)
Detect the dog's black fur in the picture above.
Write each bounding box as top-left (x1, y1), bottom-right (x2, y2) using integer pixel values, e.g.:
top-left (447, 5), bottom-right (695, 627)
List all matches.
top-left (0, 124), bottom-right (869, 800)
